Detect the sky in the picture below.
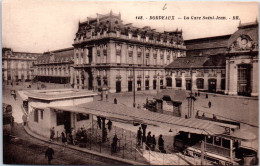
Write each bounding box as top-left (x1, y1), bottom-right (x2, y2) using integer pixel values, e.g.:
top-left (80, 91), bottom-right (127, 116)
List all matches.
top-left (2, 0), bottom-right (259, 53)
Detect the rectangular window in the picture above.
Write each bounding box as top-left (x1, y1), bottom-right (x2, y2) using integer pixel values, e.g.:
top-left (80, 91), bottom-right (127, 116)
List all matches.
top-left (76, 113), bottom-right (89, 121)
top-left (128, 51), bottom-right (133, 57)
top-left (97, 50), bottom-right (100, 56)
top-left (34, 109), bottom-right (38, 122)
top-left (103, 49), bottom-right (107, 56)
top-left (206, 136), bottom-right (213, 144)
top-left (40, 109), bottom-right (44, 120)
top-left (176, 78), bottom-right (182, 87)
top-left (196, 78), bottom-right (204, 89)
top-left (222, 138), bottom-right (230, 149)
top-left (137, 52), bottom-right (142, 57)
top-left (56, 112), bottom-right (64, 126)
top-left (116, 50), bottom-right (121, 63)
top-left (214, 136), bottom-right (222, 146)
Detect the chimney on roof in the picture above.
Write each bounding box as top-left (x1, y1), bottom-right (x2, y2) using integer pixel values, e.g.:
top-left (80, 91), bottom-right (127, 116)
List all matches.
top-left (110, 10), bottom-right (112, 16)
top-left (176, 28), bottom-right (178, 32)
top-left (97, 13), bottom-right (100, 24)
top-left (239, 20), bottom-right (241, 26)
top-left (119, 11), bottom-right (121, 19)
top-left (87, 17), bottom-right (89, 24)
top-left (256, 16), bottom-right (258, 23)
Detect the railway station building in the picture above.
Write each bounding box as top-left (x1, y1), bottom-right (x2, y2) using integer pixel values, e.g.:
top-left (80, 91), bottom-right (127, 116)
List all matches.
top-left (72, 11), bottom-right (186, 92)
top-left (166, 20), bottom-right (258, 97)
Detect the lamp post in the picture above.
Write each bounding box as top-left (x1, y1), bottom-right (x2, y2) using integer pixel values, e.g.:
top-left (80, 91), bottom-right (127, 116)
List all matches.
top-left (133, 66), bottom-right (136, 107)
top-left (157, 73), bottom-right (159, 94)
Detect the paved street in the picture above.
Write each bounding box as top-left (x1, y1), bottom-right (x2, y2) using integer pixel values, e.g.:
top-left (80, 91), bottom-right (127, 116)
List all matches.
top-left (2, 82), bottom-right (259, 163)
top-left (4, 123), bottom-right (128, 165)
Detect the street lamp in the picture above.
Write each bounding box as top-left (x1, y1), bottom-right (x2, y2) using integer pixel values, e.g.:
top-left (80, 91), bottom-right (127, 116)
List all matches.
top-left (133, 66), bottom-right (136, 107)
top-left (157, 73), bottom-right (160, 94)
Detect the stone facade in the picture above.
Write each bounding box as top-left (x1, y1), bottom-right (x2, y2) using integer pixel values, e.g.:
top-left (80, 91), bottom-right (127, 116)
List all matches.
top-left (166, 20), bottom-right (258, 97)
top-left (34, 47), bottom-right (74, 84)
top-left (72, 11), bottom-right (186, 92)
top-left (2, 48), bottom-right (42, 83)
top-left (225, 21), bottom-right (259, 97)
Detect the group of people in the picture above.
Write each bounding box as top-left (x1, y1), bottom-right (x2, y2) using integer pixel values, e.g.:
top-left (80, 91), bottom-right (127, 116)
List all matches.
top-left (137, 127), bottom-right (165, 153)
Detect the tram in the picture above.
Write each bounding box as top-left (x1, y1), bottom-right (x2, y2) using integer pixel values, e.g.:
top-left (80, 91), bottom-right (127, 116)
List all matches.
top-left (3, 103), bottom-right (14, 136)
top-left (174, 122), bottom-right (258, 165)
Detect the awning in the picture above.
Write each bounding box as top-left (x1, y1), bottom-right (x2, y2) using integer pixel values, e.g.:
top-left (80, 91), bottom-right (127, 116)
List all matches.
top-left (229, 129), bottom-right (257, 141)
top-left (50, 105), bottom-right (135, 124)
top-left (18, 91), bottom-right (29, 101)
top-left (50, 101), bottom-right (226, 135)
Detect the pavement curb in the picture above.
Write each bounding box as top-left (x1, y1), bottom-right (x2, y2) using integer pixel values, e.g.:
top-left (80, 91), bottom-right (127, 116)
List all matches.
top-left (23, 125), bottom-right (146, 165)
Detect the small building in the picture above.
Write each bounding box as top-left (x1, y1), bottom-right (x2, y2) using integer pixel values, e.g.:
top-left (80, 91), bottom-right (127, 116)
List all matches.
top-left (154, 89), bottom-right (187, 117)
top-left (22, 89), bottom-right (97, 138)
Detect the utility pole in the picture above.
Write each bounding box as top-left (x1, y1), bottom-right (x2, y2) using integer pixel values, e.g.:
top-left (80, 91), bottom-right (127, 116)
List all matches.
top-left (133, 66), bottom-right (136, 107)
top-left (187, 66), bottom-right (195, 118)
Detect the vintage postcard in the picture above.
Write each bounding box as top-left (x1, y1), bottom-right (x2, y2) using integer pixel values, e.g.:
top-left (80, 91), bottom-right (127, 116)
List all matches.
top-left (2, 0), bottom-right (259, 165)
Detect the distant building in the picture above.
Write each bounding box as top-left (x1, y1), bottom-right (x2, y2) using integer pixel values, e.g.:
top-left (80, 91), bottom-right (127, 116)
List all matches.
top-left (2, 48), bottom-right (42, 84)
top-left (166, 20), bottom-right (258, 97)
top-left (72, 11), bottom-right (186, 92)
top-left (33, 47), bottom-right (74, 84)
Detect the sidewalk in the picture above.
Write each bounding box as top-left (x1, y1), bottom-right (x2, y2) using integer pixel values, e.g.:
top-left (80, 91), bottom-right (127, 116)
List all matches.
top-left (23, 125), bottom-right (147, 165)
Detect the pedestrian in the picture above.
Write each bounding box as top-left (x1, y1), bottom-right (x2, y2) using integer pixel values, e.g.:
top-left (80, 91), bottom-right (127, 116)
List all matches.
top-left (196, 111), bottom-right (199, 117)
top-left (137, 104), bottom-right (141, 109)
top-left (13, 93), bottom-right (17, 100)
top-left (101, 91), bottom-right (103, 101)
top-left (45, 145), bottom-right (54, 165)
top-left (97, 116), bottom-right (101, 129)
top-left (50, 127), bottom-right (55, 142)
top-left (202, 113), bottom-right (205, 118)
top-left (107, 120), bottom-right (112, 132)
top-left (71, 128), bottom-right (77, 145)
top-left (213, 114), bottom-right (217, 120)
top-left (146, 131), bottom-right (152, 149)
top-left (111, 134), bottom-right (118, 153)
top-left (206, 94), bottom-right (208, 98)
top-left (146, 97), bottom-right (149, 104)
top-left (114, 98), bottom-right (117, 104)
top-left (22, 114), bottom-right (27, 126)
top-left (67, 132), bottom-right (72, 144)
top-left (137, 127), bottom-right (142, 146)
top-left (158, 134), bottom-right (165, 153)
top-left (102, 127), bottom-right (108, 143)
top-left (208, 101), bottom-right (212, 108)
top-left (61, 131), bottom-right (67, 151)
top-left (151, 135), bottom-right (156, 151)
top-left (195, 92), bottom-right (197, 97)
top-left (198, 91), bottom-right (200, 96)
top-left (105, 90), bottom-right (108, 102)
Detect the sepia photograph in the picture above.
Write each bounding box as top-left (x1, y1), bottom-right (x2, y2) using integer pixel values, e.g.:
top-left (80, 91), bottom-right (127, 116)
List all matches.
top-left (2, 0), bottom-right (259, 165)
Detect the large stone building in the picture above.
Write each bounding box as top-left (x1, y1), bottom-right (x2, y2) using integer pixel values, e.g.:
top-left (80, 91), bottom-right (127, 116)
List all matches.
top-left (34, 47), bottom-right (74, 84)
top-left (2, 48), bottom-right (42, 84)
top-left (225, 21), bottom-right (258, 97)
top-left (166, 20), bottom-right (258, 97)
top-left (72, 11), bottom-right (186, 92)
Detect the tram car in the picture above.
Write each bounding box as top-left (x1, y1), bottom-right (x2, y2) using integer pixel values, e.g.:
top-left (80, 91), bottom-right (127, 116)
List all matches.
top-left (174, 122), bottom-right (258, 165)
top-left (3, 103), bottom-right (14, 136)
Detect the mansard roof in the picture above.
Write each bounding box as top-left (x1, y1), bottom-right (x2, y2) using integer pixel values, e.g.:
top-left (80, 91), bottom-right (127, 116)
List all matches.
top-left (76, 12), bottom-right (184, 43)
top-left (37, 47), bottom-right (74, 63)
top-left (166, 54), bottom-right (226, 69)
